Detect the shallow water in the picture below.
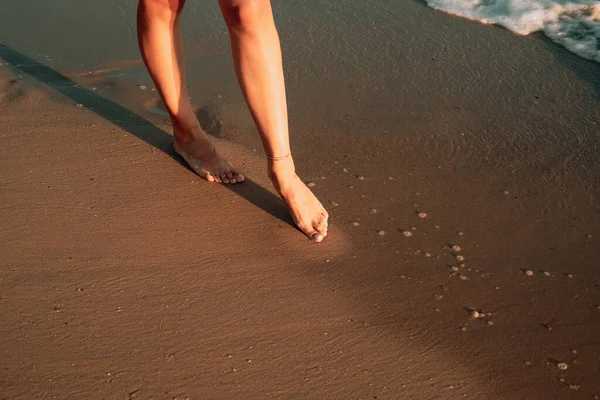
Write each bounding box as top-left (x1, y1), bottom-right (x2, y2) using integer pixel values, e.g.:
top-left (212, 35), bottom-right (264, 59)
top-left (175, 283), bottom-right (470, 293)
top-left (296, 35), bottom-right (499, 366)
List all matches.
top-left (426, 0), bottom-right (600, 63)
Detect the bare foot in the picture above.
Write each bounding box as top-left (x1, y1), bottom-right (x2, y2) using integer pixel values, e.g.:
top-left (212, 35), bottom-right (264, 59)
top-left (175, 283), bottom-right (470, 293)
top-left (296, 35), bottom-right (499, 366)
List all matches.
top-left (269, 157), bottom-right (328, 242)
top-left (173, 130), bottom-right (245, 184)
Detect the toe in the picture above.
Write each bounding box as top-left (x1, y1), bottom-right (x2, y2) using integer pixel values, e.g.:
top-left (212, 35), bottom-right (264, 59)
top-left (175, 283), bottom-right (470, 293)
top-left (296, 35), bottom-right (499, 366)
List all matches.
top-left (226, 171), bottom-right (238, 184)
top-left (234, 173), bottom-right (245, 183)
top-left (213, 175), bottom-right (222, 183)
top-left (221, 174), bottom-right (230, 184)
top-left (311, 232), bottom-right (325, 242)
top-left (298, 222), bottom-right (322, 242)
top-left (315, 217), bottom-right (328, 237)
top-left (205, 173), bottom-right (215, 182)
top-left (195, 168), bottom-right (213, 182)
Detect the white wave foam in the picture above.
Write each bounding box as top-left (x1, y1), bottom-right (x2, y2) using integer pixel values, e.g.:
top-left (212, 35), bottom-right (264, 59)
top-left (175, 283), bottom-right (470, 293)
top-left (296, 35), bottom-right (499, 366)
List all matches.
top-left (425, 0), bottom-right (600, 63)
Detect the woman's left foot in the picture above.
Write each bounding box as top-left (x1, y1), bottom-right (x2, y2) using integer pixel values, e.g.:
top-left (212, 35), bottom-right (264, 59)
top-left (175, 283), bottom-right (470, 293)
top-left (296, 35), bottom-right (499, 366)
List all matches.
top-left (268, 158), bottom-right (329, 242)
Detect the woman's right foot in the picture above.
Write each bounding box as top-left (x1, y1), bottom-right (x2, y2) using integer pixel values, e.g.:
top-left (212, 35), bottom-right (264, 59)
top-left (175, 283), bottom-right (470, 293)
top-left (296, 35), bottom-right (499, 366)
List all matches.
top-left (173, 128), bottom-right (244, 184)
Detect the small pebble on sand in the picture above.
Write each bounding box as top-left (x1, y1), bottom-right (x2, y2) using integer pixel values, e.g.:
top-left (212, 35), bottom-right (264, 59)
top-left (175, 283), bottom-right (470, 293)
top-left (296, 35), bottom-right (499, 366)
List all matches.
top-left (543, 324), bottom-right (553, 331)
top-left (370, 208), bottom-right (377, 214)
top-left (329, 200), bottom-right (339, 207)
top-left (417, 212), bottom-right (428, 219)
top-left (356, 175), bottom-right (365, 180)
top-left (459, 275), bottom-right (468, 281)
top-left (76, 103), bottom-right (83, 108)
top-left (542, 271), bottom-right (551, 277)
top-left (307, 182), bottom-right (316, 187)
top-left (487, 320), bottom-right (494, 326)
top-left (402, 230), bottom-right (413, 237)
top-left (451, 266), bottom-right (459, 272)
top-left (456, 255), bottom-right (465, 262)
top-left (571, 349), bottom-right (577, 354)
top-left (567, 273), bottom-right (574, 279)
top-left (460, 326), bottom-right (468, 332)
top-left (470, 310), bottom-right (480, 319)
top-left (377, 230), bottom-right (386, 236)
top-left (525, 270), bottom-right (534, 276)
top-left (411, 226), bottom-right (417, 231)
top-left (424, 252), bottom-right (432, 258)
top-left (348, 185), bottom-right (354, 189)
top-left (503, 190), bottom-right (509, 195)
top-left (557, 362), bottom-right (568, 370)
top-left (458, 231), bottom-right (464, 236)
top-left (459, 263), bottom-right (466, 268)
top-left (139, 85), bottom-right (147, 90)
top-left (352, 221), bottom-right (360, 227)
top-left (451, 245), bottom-right (462, 252)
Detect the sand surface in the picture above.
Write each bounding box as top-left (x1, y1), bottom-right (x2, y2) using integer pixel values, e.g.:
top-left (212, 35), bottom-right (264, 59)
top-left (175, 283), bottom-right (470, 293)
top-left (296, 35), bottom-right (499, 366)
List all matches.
top-left (1, 1), bottom-right (600, 399)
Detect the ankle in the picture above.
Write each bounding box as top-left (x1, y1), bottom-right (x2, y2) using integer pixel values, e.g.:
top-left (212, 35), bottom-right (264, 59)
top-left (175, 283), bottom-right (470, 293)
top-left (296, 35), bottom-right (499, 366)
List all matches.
top-left (171, 114), bottom-right (205, 142)
top-left (173, 123), bottom-right (208, 144)
top-left (268, 157), bottom-right (297, 188)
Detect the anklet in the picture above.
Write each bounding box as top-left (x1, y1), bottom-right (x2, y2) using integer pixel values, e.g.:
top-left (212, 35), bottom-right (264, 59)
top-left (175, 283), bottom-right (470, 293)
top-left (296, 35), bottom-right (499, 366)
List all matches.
top-left (266, 153), bottom-right (291, 161)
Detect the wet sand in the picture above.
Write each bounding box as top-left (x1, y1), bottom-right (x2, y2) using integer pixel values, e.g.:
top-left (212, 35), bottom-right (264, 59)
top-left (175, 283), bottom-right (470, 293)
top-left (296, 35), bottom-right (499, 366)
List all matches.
top-left (2, 1), bottom-right (600, 399)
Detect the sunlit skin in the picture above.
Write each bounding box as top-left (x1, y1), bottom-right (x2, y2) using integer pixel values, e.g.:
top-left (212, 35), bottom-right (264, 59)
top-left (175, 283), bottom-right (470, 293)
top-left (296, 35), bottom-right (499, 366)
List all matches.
top-left (137, 0), bottom-right (328, 241)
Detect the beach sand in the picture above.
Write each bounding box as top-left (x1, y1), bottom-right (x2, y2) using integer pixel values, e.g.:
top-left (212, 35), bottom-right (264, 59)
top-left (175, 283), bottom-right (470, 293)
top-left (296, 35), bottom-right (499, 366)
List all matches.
top-left (1, 1), bottom-right (600, 399)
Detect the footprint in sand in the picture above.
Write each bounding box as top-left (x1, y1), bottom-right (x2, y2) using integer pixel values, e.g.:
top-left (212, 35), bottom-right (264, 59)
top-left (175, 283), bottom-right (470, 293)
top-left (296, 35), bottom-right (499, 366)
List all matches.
top-left (142, 97), bottom-right (170, 118)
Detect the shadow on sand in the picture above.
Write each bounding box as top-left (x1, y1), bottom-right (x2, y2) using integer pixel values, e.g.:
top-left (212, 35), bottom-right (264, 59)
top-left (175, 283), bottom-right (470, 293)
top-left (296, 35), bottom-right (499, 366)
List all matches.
top-left (0, 43), bottom-right (294, 229)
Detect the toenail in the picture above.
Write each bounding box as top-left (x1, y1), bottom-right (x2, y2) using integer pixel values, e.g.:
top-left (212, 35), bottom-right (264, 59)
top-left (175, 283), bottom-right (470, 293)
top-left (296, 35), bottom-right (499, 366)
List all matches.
top-left (311, 233), bottom-right (324, 242)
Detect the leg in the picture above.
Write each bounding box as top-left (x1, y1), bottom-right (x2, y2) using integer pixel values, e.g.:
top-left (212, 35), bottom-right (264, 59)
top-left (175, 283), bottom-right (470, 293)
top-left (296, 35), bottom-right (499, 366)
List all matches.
top-left (137, 0), bottom-right (244, 183)
top-left (219, 0), bottom-right (328, 241)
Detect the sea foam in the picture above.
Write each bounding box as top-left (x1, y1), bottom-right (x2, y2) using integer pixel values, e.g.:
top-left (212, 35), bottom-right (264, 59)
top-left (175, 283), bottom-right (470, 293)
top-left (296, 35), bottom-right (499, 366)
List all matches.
top-left (425, 0), bottom-right (600, 63)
